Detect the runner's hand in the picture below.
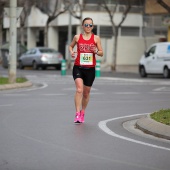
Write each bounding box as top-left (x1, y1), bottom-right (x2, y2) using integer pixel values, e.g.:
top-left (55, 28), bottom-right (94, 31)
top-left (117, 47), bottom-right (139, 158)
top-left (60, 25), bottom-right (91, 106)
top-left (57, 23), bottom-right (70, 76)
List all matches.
top-left (71, 51), bottom-right (77, 59)
top-left (90, 48), bottom-right (98, 54)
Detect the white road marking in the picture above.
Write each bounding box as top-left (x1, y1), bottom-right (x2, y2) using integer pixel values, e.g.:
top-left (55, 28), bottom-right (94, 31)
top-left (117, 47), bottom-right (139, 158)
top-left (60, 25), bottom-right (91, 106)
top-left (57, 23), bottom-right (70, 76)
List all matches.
top-left (98, 77), bottom-right (170, 85)
top-left (91, 87), bottom-right (98, 91)
top-left (2, 112), bottom-right (161, 169)
top-left (62, 87), bottom-right (98, 91)
top-left (2, 93), bottom-right (67, 97)
top-left (3, 94), bottom-right (29, 96)
top-left (98, 113), bottom-right (170, 151)
top-left (100, 77), bottom-right (147, 82)
top-left (113, 92), bottom-right (139, 95)
top-left (150, 91), bottom-right (170, 94)
top-left (153, 87), bottom-right (166, 91)
top-left (153, 87), bottom-right (170, 92)
top-left (28, 82), bottom-right (48, 91)
top-left (62, 87), bottom-right (76, 91)
top-left (41, 93), bottom-right (67, 96)
top-left (14, 83), bottom-right (48, 92)
top-left (0, 104), bottom-right (13, 107)
top-left (26, 75), bottom-right (37, 78)
top-left (91, 92), bottom-right (104, 95)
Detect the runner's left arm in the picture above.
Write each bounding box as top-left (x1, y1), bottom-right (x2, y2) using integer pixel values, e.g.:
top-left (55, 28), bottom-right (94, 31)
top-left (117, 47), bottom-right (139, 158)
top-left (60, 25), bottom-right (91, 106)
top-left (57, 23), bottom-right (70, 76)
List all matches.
top-left (95, 35), bottom-right (103, 57)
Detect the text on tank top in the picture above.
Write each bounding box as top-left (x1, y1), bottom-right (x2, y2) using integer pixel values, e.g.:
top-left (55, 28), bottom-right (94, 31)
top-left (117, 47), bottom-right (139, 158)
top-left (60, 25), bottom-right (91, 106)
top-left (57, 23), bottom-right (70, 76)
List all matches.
top-left (74, 34), bottom-right (96, 67)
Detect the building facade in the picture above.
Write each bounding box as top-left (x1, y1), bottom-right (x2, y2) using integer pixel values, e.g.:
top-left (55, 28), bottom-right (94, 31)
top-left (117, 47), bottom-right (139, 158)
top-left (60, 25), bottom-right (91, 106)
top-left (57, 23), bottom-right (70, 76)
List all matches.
top-left (3, 0), bottom-right (168, 72)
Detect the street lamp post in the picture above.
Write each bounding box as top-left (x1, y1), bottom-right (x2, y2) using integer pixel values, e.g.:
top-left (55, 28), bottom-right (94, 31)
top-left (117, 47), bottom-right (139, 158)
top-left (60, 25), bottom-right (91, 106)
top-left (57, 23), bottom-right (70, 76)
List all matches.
top-left (8, 0), bottom-right (17, 83)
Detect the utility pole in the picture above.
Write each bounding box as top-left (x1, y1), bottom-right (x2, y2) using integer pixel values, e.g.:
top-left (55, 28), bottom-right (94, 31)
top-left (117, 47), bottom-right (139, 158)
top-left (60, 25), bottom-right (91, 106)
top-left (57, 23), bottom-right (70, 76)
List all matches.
top-left (8, 0), bottom-right (17, 83)
top-left (67, 8), bottom-right (72, 69)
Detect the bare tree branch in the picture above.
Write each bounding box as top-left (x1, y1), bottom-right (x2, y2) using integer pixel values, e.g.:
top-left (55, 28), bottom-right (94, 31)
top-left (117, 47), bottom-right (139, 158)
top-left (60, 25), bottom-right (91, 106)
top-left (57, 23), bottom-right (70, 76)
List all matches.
top-left (157, 0), bottom-right (170, 13)
top-left (37, 0), bottom-right (69, 46)
top-left (69, 0), bottom-right (83, 20)
top-left (100, 0), bottom-right (115, 27)
top-left (117, 0), bottom-right (131, 27)
top-left (99, 0), bottom-right (132, 71)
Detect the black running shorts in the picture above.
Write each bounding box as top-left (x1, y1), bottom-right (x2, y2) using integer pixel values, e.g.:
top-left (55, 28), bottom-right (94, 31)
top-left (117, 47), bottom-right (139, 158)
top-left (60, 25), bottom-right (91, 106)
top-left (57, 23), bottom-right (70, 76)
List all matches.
top-left (72, 65), bottom-right (95, 87)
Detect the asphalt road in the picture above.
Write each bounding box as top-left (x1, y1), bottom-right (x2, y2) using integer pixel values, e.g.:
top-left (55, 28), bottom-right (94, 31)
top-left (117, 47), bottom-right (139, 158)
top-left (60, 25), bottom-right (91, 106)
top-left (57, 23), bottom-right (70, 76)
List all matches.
top-left (0, 66), bottom-right (170, 170)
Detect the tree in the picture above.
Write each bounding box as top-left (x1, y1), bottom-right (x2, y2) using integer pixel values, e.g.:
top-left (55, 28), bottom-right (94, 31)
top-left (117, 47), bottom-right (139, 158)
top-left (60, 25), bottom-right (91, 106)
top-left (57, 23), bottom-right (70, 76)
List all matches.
top-left (36, 0), bottom-right (69, 47)
top-left (0, 0), bottom-right (8, 47)
top-left (66, 0), bottom-right (84, 69)
top-left (69, 0), bottom-right (83, 23)
top-left (18, 0), bottom-right (36, 45)
top-left (0, 0), bottom-right (36, 47)
top-left (100, 0), bottom-right (131, 71)
top-left (157, 0), bottom-right (170, 13)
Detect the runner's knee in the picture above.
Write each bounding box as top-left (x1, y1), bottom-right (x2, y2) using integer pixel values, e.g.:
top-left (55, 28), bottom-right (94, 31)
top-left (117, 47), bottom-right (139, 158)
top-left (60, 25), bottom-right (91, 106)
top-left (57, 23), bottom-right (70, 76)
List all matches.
top-left (76, 88), bottom-right (83, 94)
top-left (83, 90), bottom-right (90, 98)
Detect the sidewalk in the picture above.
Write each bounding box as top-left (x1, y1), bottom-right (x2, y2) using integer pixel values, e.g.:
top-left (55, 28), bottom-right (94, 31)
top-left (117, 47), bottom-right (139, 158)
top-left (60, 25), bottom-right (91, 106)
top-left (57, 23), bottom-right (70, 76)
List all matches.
top-left (0, 81), bottom-right (32, 90)
top-left (136, 114), bottom-right (170, 140)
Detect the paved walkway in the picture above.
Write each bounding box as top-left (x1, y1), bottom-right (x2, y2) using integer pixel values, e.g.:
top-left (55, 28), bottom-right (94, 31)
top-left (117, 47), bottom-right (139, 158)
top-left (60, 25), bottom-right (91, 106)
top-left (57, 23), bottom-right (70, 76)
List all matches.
top-left (0, 75), bottom-right (170, 141)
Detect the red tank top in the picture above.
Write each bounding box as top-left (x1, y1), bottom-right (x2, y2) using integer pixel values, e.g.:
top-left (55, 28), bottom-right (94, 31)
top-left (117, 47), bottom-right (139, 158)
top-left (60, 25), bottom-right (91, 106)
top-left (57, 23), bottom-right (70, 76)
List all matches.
top-left (74, 34), bottom-right (96, 67)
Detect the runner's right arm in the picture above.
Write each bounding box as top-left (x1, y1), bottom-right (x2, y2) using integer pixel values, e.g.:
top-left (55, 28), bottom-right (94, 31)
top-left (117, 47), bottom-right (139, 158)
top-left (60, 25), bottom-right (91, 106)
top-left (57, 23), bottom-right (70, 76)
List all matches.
top-left (69, 35), bottom-right (79, 58)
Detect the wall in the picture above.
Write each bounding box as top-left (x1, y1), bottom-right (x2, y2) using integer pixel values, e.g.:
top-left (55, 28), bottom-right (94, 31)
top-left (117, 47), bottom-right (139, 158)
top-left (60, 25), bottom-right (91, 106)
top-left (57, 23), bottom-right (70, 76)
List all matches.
top-left (117, 37), bottom-right (159, 65)
top-left (2, 6), bottom-right (162, 72)
top-left (97, 36), bottom-right (159, 72)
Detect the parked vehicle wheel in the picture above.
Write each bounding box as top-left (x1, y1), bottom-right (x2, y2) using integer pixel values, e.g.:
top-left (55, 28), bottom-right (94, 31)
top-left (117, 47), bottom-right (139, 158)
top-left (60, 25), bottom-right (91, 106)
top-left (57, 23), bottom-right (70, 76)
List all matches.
top-left (163, 67), bottom-right (170, 78)
top-left (55, 64), bottom-right (61, 70)
top-left (32, 61), bottom-right (38, 70)
top-left (41, 66), bottom-right (46, 70)
top-left (18, 61), bottom-right (24, 69)
top-left (139, 66), bottom-right (147, 77)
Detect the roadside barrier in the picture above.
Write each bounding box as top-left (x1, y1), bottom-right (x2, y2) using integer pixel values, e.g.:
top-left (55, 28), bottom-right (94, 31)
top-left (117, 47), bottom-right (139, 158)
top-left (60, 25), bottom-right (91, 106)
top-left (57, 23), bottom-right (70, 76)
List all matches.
top-left (95, 60), bottom-right (101, 77)
top-left (61, 59), bottom-right (66, 76)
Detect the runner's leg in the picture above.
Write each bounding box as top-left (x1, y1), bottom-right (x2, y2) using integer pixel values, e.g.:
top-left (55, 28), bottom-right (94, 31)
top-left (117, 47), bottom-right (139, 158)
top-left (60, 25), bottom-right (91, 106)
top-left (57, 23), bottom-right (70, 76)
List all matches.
top-left (74, 78), bottom-right (84, 112)
top-left (82, 85), bottom-right (91, 111)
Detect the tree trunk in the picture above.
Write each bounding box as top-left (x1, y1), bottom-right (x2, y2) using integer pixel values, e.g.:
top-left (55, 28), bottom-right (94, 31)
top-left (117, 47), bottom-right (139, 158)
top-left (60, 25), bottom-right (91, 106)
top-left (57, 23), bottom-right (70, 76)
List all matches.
top-left (0, 19), bottom-right (3, 64)
top-left (20, 26), bottom-right (25, 45)
top-left (0, 20), bottom-right (3, 47)
top-left (112, 34), bottom-right (117, 71)
top-left (112, 27), bottom-right (118, 71)
top-left (44, 22), bottom-right (49, 47)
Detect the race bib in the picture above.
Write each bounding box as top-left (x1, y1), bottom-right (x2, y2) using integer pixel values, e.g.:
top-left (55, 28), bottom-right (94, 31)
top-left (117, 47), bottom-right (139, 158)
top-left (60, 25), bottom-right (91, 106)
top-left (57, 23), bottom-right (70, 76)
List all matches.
top-left (80, 53), bottom-right (93, 65)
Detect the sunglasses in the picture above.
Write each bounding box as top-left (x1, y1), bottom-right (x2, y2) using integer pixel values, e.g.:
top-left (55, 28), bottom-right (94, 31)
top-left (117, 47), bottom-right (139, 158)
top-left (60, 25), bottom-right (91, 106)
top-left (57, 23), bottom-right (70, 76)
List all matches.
top-left (84, 24), bottom-right (93, 27)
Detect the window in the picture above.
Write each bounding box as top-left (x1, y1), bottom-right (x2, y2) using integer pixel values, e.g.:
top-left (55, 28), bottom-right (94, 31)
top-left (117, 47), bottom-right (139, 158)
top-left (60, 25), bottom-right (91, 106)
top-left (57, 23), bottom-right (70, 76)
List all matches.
top-left (118, 0), bottom-right (144, 6)
top-left (99, 26), bottom-right (113, 38)
top-left (31, 49), bottom-right (37, 54)
top-left (142, 27), bottom-right (155, 37)
top-left (121, 27), bottom-right (139, 36)
top-left (40, 49), bottom-right (57, 53)
top-left (146, 46), bottom-right (156, 57)
top-left (26, 50), bottom-right (32, 55)
top-left (84, 0), bottom-right (99, 3)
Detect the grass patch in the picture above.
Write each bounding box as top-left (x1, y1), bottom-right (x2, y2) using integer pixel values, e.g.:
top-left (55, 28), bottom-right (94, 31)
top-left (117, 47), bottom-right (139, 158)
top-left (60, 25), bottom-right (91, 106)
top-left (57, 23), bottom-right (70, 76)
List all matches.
top-left (151, 109), bottom-right (170, 126)
top-left (16, 77), bottom-right (27, 83)
top-left (0, 77), bottom-right (27, 84)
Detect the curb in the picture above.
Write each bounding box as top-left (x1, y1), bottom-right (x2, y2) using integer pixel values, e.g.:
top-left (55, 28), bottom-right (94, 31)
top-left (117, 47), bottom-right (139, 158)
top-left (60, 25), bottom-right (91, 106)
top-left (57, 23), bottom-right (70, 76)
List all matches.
top-left (0, 81), bottom-right (33, 91)
top-left (136, 114), bottom-right (170, 140)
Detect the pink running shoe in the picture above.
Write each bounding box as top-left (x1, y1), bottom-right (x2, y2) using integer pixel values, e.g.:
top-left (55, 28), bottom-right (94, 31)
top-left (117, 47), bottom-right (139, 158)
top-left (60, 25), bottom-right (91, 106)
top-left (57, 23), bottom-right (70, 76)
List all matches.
top-left (74, 112), bottom-right (81, 123)
top-left (80, 110), bottom-right (85, 123)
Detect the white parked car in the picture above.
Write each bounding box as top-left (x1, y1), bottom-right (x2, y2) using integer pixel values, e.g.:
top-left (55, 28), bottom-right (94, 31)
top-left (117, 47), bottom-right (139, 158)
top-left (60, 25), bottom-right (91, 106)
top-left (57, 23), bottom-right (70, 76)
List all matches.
top-left (139, 42), bottom-right (170, 78)
top-left (18, 47), bottom-right (63, 70)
